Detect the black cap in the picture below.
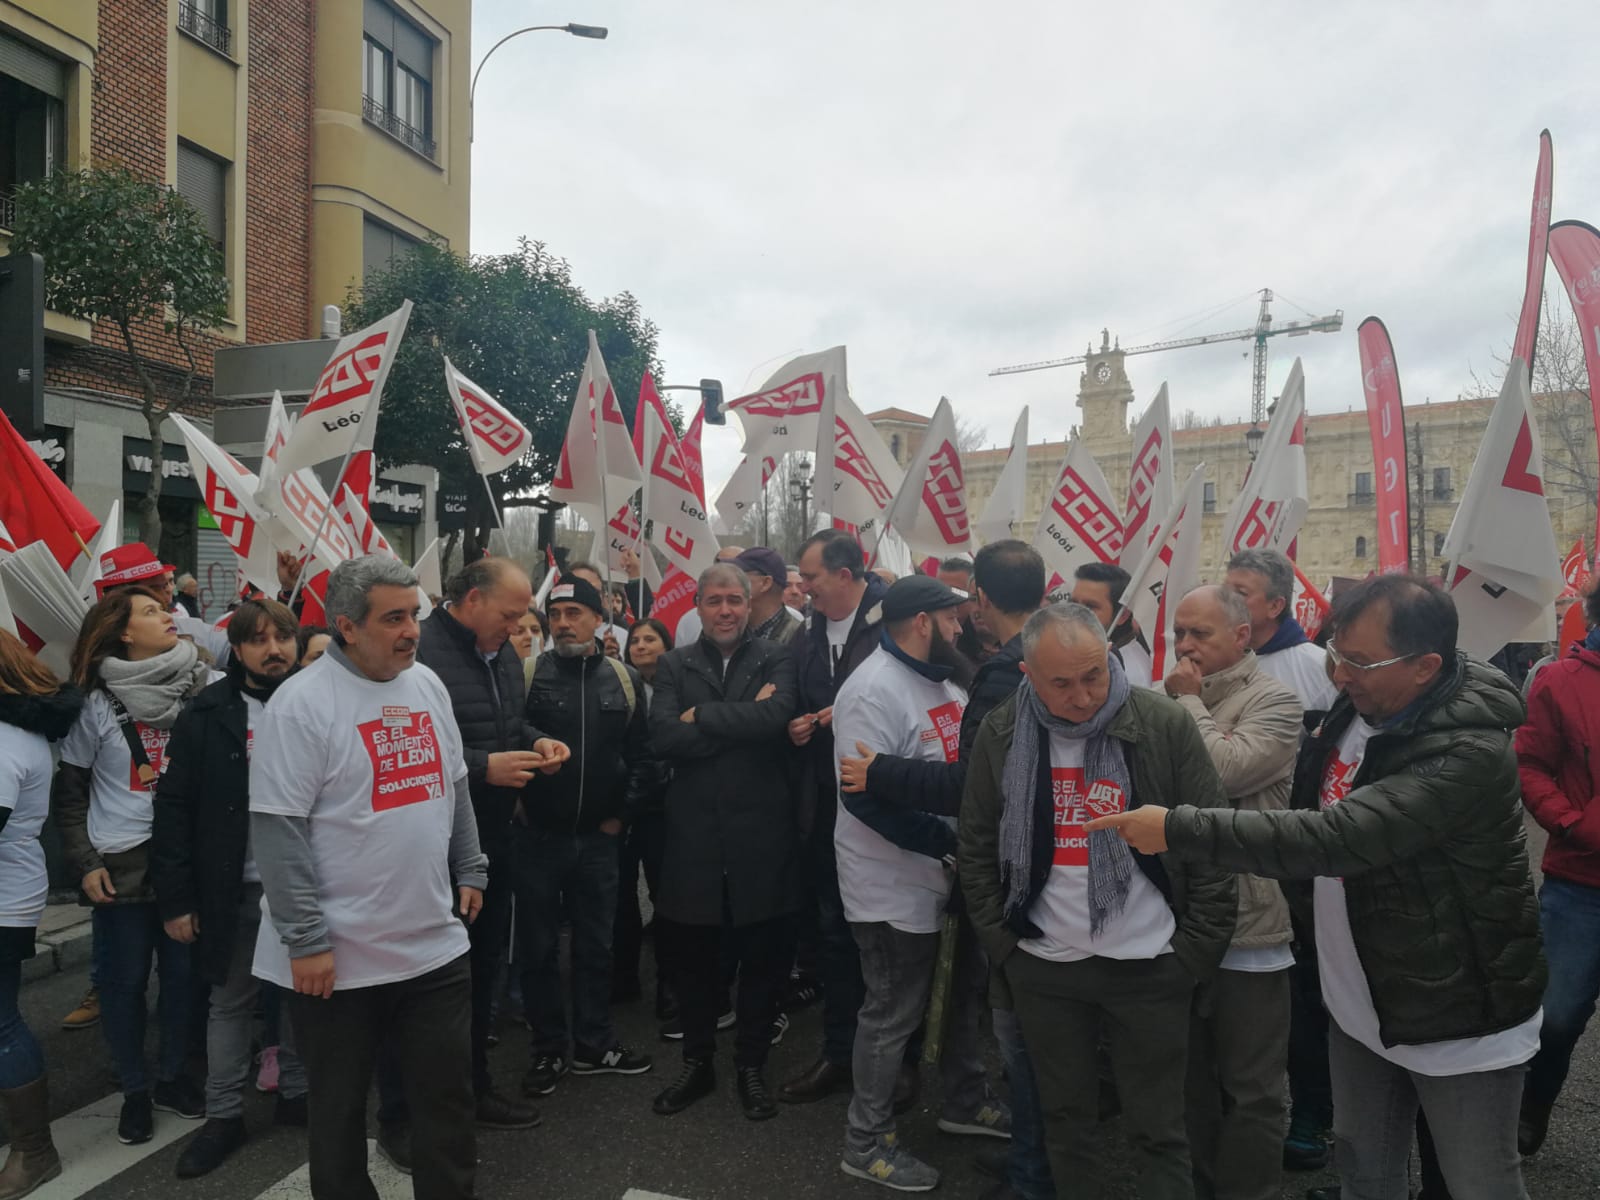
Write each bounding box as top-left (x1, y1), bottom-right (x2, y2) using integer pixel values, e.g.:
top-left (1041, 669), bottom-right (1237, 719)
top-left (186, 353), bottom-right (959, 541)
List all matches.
top-left (733, 546), bottom-right (787, 587)
top-left (547, 575), bottom-right (606, 617)
top-left (881, 574), bottom-right (965, 621)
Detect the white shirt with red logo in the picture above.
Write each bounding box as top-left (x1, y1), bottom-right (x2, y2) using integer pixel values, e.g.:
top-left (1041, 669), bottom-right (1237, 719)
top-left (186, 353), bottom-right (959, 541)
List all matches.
top-left (60, 689), bottom-right (180, 856)
top-left (1314, 716), bottom-right (1540, 1074)
top-left (1021, 733), bottom-right (1175, 963)
top-left (249, 656), bottom-right (470, 991)
top-left (832, 645), bottom-right (964, 934)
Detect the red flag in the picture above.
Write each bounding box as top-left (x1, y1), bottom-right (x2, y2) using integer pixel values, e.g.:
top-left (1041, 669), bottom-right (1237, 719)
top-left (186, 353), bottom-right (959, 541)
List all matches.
top-left (649, 566), bottom-right (697, 633)
top-left (1512, 130), bottom-right (1554, 375)
top-left (1561, 538), bottom-right (1588, 590)
top-left (335, 450), bottom-right (375, 512)
top-left (681, 409), bottom-right (706, 505)
top-left (1356, 318), bottom-right (1410, 574)
top-left (1547, 220), bottom-right (1600, 567)
top-left (298, 570), bottom-right (332, 626)
top-left (0, 410), bottom-right (100, 568)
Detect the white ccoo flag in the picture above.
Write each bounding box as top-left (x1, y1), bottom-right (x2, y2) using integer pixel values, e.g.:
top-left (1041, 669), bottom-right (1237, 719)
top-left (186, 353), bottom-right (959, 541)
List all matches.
top-left (273, 302), bottom-right (411, 477)
top-left (633, 372), bottom-right (719, 577)
top-left (821, 389), bottom-right (904, 550)
top-left (334, 484), bottom-right (396, 559)
top-left (76, 500), bottom-right (123, 603)
top-left (1120, 383), bottom-right (1174, 569)
top-left (171, 415), bottom-right (284, 596)
top-left (1442, 363), bottom-right (1562, 657)
top-left (714, 452), bottom-right (778, 534)
top-left (1031, 440), bottom-right (1123, 599)
top-left (1224, 358), bottom-right (1309, 555)
top-left (881, 397), bottom-right (971, 560)
top-left (1122, 464), bottom-right (1207, 684)
top-left (976, 407), bottom-right (1030, 545)
top-left (727, 347), bottom-right (847, 461)
top-left (445, 357), bottom-right (533, 477)
top-left (549, 330), bottom-right (643, 523)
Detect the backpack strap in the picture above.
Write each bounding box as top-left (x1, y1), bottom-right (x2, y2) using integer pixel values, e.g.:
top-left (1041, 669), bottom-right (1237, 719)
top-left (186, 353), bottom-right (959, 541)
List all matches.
top-left (105, 692), bottom-right (158, 787)
top-left (604, 655), bottom-right (636, 722)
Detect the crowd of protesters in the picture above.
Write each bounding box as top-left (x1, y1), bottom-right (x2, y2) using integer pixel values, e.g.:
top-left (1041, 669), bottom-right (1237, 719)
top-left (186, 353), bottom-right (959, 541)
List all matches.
top-left (0, 528), bottom-right (1587, 1200)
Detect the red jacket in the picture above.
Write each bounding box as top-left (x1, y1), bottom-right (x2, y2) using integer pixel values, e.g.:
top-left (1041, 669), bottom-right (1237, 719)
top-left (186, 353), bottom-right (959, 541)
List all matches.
top-left (1518, 644), bottom-right (1600, 888)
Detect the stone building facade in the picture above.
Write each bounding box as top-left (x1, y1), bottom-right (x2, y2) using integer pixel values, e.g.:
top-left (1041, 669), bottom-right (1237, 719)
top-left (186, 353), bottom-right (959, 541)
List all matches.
top-left (869, 338), bottom-right (1595, 588)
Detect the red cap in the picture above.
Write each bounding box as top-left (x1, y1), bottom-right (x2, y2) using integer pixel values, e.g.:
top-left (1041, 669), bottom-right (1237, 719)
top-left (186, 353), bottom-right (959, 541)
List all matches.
top-left (95, 543), bottom-right (167, 597)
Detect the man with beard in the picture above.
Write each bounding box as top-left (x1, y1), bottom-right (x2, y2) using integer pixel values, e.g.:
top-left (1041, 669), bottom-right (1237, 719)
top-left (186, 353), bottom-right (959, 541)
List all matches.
top-left (833, 575), bottom-right (1001, 1192)
top-left (151, 599), bottom-right (310, 1177)
top-left (937, 556), bottom-right (985, 661)
top-left (649, 564), bottom-right (798, 1120)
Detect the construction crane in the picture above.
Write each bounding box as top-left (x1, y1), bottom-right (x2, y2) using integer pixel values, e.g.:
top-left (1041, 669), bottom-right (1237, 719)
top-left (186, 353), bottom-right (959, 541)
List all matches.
top-left (990, 288), bottom-right (1344, 425)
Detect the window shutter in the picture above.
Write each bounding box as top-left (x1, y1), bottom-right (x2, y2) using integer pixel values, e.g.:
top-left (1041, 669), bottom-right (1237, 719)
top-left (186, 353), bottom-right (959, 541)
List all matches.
top-left (176, 143), bottom-right (226, 244)
top-left (392, 14), bottom-right (432, 82)
top-left (363, 0), bottom-right (395, 48)
top-left (0, 31), bottom-right (67, 100)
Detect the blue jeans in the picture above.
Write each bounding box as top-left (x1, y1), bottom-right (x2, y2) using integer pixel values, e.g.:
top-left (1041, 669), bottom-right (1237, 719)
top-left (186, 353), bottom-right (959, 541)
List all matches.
top-left (93, 902), bottom-right (193, 1095)
top-left (0, 956), bottom-right (44, 1089)
top-left (1524, 875), bottom-right (1600, 1108)
top-left (514, 827), bottom-right (620, 1055)
top-left (993, 1006), bottom-right (1053, 1200)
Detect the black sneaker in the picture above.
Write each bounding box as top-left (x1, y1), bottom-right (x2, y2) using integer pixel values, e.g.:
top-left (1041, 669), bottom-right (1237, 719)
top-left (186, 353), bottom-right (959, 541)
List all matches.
top-left (153, 1077), bottom-right (205, 1120)
top-left (118, 1091), bottom-right (154, 1145)
top-left (521, 1053), bottom-right (569, 1097)
top-left (476, 1089), bottom-right (541, 1131)
top-left (375, 1122), bottom-right (412, 1175)
top-left (659, 1015), bottom-right (684, 1041)
top-left (717, 1007), bottom-right (737, 1031)
top-left (769, 1011), bottom-right (790, 1046)
top-left (175, 1116), bottom-right (247, 1178)
top-left (737, 1066), bottom-right (777, 1121)
top-left (572, 1043), bottom-right (653, 1075)
top-left (784, 973), bottom-right (823, 1011)
top-left (273, 1094), bottom-right (309, 1127)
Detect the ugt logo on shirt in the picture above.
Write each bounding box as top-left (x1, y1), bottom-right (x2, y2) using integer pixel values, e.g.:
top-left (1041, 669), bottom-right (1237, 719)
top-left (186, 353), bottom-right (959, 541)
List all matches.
top-left (358, 707), bottom-right (446, 812)
top-left (1050, 769), bottom-right (1125, 866)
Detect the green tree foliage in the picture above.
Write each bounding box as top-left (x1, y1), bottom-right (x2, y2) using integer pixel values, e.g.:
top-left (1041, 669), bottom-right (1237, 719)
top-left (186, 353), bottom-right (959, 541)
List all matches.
top-left (346, 238), bottom-right (663, 561)
top-left (11, 166), bottom-right (229, 550)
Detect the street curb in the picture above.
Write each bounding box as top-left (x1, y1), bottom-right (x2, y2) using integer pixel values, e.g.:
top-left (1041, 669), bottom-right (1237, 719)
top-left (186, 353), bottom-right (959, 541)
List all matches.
top-left (21, 912), bottom-right (94, 984)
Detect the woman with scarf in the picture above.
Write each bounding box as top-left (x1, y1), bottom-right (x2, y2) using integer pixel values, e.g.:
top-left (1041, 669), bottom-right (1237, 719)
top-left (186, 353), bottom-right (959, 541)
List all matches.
top-left (0, 630), bottom-right (82, 1198)
top-left (54, 588), bottom-right (216, 1147)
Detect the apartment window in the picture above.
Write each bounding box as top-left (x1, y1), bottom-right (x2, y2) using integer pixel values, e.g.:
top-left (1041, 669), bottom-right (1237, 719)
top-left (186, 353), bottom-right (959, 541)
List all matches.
top-left (176, 141), bottom-right (227, 250)
top-left (1355, 536), bottom-right (1368, 559)
top-left (1203, 481), bottom-right (1217, 514)
top-left (1432, 467), bottom-right (1452, 500)
top-left (178, 0), bottom-right (232, 57)
top-left (1349, 471), bottom-right (1374, 506)
top-left (362, 0), bottom-right (435, 160)
top-left (1434, 532), bottom-right (1446, 556)
top-left (0, 33), bottom-right (68, 229)
top-left (363, 216), bottom-right (420, 278)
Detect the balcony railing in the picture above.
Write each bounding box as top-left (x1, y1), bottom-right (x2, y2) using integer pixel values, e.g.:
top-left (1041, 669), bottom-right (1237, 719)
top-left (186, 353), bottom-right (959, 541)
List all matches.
top-left (178, 1), bottom-right (232, 56)
top-left (1431, 487), bottom-right (1454, 501)
top-left (362, 95), bottom-right (437, 161)
top-left (1348, 491), bottom-right (1376, 507)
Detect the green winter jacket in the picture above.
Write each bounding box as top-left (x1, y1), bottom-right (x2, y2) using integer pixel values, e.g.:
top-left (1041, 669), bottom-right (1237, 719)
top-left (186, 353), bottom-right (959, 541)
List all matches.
top-left (1164, 654), bottom-right (1545, 1047)
top-left (960, 687), bottom-right (1238, 1008)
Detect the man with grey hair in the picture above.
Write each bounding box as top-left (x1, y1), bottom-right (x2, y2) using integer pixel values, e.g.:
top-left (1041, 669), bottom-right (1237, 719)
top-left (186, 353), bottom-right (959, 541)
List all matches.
top-left (649, 562), bottom-right (799, 1120)
top-left (1165, 584), bottom-right (1302, 1200)
top-left (959, 601), bottom-right (1236, 1198)
top-left (250, 556), bottom-right (488, 1198)
top-left (1226, 549), bottom-right (1336, 717)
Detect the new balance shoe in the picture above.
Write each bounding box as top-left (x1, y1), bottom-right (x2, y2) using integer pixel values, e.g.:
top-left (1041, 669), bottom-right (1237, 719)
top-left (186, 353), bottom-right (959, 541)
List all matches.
top-left (152, 1077), bottom-right (205, 1120)
top-left (938, 1098), bottom-right (1013, 1139)
top-left (716, 1007), bottom-right (737, 1031)
top-left (769, 1011), bottom-right (790, 1046)
top-left (840, 1133), bottom-right (940, 1192)
top-left (659, 1015), bottom-right (684, 1041)
top-left (572, 1044), bottom-right (652, 1075)
top-left (521, 1053), bottom-right (569, 1097)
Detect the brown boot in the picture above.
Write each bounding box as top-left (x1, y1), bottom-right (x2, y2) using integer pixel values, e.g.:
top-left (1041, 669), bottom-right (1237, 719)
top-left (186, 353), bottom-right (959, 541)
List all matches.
top-left (0, 1075), bottom-right (62, 1199)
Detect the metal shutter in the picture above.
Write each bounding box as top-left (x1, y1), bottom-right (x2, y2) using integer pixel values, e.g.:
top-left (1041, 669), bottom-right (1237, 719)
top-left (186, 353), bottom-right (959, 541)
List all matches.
top-left (176, 142), bottom-right (226, 244)
top-left (391, 14), bottom-right (431, 82)
top-left (194, 528), bottom-right (238, 622)
top-left (0, 32), bottom-right (67, 100)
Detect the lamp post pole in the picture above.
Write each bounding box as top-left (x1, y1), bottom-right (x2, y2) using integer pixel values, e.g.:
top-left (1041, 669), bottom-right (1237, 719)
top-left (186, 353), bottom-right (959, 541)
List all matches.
top-left (470, 23), bottom-right (608, 141)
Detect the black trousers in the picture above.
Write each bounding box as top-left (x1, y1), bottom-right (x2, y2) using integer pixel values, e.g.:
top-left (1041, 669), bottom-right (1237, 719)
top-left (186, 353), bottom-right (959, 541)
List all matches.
top-left (468, 840), bottom-right (516, 1094)
top-left (289, 953), bottom-right (475, 1200)
top-left (664, 900), bottom-right (794, 1069)
top-left (613, 812), bottom-right (666, 993)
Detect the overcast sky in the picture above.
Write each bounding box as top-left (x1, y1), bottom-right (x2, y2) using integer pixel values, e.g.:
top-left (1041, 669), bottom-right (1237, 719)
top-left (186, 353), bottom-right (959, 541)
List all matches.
top-left (469, 1), bottom-right (1600, 494)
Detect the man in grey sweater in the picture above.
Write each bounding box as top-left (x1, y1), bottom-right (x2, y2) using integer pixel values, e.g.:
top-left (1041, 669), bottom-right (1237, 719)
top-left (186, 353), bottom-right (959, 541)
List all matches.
top-left (250, 557), bottom-right (491, 1200)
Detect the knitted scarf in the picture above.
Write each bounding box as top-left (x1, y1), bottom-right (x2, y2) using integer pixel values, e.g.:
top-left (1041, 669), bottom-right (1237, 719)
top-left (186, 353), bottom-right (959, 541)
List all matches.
top-left (999, 654), bottom-right (1136, 937)
top-left (98, 640), bottom-right (209, 729)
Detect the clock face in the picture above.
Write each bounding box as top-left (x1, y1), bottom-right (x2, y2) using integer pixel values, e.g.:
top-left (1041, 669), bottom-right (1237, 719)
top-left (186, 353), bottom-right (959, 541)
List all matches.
top-left (1095, 362), bottom-right (1112, 384)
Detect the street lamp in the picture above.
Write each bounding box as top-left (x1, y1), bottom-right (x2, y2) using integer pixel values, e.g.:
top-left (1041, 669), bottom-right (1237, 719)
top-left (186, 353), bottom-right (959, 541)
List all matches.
top-left (470, 23), bottom-right (609, 141)
top-left (1245, 422), bottom-right (1265, 461)
top-left (790, 456), bottom-right (814, 545)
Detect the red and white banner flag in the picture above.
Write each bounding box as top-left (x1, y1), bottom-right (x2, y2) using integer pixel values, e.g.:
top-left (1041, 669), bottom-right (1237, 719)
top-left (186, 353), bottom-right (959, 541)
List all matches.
top-left (882, 397), bottom-right (971, 559)
top-left (1561, 538), bottom-right (1588, 591)
top-left (171, 415), bottom-right (284, 596)
top-left (549, 330), bottom-right (643, 521)
top-left (633, 372), bottom-right (719, 578)
top-left (1547, 219), bottom-right (1600, 567)
top-left (274, 301), bottom-right (411, 477)
top-left (713, 452), bottom-right (778, 534)
top-left (0, 515), bottom-right (16, 554)
top-left (822, 390), bottom-right (903, 547)
top-left (591, 500), bottom-right (663, 589)
top-left (650, 565), bottom-right (698, 633)
top-left (1120, 384), bottom-right (1173, 569)
top-left (728, 347), bottom-right (846, 461)
top-left (1226, 358), bottom-right (1309, 556)
top-left (445, 357), bottom-right (532, 477)
top-left (1123, 465), bottom-right (1207, 683)
top-left (976, 407), bottom-right (1030, 545)
top-left (1442, 367), bottom-right (1562, 657)
top-left (1032, 439), bottom-right (1122, 598)
top-left (0, 410), bottom-right (101, 569)
top-left (1512, 130), bottom-right (1555, 377)
top-left (335, 484), bottom-right (396, 559)
top-left (1356, 317), bottom-right (1411, 574)
top-left (681, 409), bottom-right (707, 505)
top-left (1292, 563), bottom-right (1330, 641)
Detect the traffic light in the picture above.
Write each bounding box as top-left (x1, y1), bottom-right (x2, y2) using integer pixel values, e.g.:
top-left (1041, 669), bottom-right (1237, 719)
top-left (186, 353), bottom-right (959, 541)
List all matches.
top-left (0, 252), bottom-right (44, 436)
top-left (700, 378), bottom-right (725, 426)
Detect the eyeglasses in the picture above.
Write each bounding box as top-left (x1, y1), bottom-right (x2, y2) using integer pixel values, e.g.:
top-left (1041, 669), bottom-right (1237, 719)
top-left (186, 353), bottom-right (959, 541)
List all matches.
top-left (1325, 645), bottom-right (1415, 674)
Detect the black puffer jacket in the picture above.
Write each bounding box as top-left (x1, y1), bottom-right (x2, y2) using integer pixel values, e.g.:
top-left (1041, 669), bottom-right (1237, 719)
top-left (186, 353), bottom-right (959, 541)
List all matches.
top-left (524, 649), bottom-right (653, 833)
top-left (1164, 654), bottom-right (1545, 1046)
top-left (416, 608), bottom-right (548, 837)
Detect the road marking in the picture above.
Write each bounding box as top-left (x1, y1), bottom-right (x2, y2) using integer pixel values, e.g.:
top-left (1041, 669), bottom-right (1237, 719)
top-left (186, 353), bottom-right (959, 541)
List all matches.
top-left (254, 1140), bottom-right (411, 1197)
top-left (622, 1192), bottom-right (693, 1200)
top-left (27, 1093), bottom-right (196, 1198)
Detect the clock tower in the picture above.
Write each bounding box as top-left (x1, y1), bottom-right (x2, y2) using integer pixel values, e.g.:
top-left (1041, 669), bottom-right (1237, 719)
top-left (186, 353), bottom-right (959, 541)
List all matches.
top-left (1077, 329), bottom-right (1134, 444)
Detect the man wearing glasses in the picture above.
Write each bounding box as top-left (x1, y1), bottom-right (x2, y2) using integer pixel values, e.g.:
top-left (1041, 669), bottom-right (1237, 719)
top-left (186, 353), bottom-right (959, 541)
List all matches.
top-left (1087, 574), bottom-right (1545, 1200)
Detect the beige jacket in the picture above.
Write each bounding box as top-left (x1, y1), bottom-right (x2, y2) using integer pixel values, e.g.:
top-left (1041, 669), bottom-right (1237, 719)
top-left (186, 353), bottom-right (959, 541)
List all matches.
top-left (1174, 651), bottom-right (1303, 949)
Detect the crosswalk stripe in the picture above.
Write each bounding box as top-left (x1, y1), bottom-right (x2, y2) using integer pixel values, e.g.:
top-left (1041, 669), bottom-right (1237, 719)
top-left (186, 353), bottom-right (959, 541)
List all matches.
top-left (621, 1192), bottom-right (693, 1200)
top-left (253, 1140), bottom-right (411, 1198)
top-left (27, 1093), bottom-right (195, 1199)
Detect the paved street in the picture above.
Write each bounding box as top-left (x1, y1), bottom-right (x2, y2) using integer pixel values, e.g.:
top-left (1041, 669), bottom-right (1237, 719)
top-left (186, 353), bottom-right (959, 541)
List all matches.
top-left (6, 819), bottom-right (1596, 1198)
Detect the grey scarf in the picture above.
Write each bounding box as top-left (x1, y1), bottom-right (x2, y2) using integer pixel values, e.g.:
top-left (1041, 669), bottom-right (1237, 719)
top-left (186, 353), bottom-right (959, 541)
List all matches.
top-left (999, 654), bottom-right (1136, 937)
top-left (99, 639), bottom-right (209, 729)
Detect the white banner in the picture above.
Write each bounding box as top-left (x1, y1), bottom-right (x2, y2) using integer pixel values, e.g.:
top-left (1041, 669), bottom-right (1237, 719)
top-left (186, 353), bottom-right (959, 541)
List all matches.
top-left (1224, 358), bottom-right (1309, 555)
top-left (445, 357), bottom-right (532, 476)
top-left (1031, 440), bottom-right (1123, 597)
top-left (1120, 383), bottom-right (1174, 569)
top-left (976, 406), bottom-right (1029, 545)
top-left (1123, 464), bottom-right (1207, 683)
top-left (881, 397), bottom-right (971, 559)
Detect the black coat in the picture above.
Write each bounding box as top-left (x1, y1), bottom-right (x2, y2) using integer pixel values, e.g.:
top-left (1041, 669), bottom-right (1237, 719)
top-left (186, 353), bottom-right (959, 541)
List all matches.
top-left (416, 607), bottom-right (547, 838)
top-left (149, 675), bottom-right (257, 985)
top-left (651, 632), bottom-right (799, 927)
top-left (523, 650), bottom-right (654, 832)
